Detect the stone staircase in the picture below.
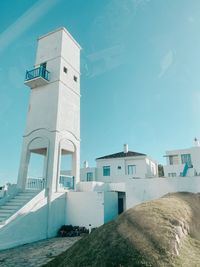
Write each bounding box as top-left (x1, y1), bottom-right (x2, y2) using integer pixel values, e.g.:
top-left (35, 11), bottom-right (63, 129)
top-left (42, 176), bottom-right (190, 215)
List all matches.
top-left (0, 190), bottom-right (38, 224)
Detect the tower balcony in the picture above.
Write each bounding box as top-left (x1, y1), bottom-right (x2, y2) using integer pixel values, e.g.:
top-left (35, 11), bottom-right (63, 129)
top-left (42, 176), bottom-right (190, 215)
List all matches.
top-left (24, 66), bottom-right (50, 89)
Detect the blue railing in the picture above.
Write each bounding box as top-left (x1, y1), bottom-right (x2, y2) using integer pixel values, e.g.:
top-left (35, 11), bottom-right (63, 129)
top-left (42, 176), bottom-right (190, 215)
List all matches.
top-left (25, 66), bottom-right (50, 81)
top-left (59, 175), bottom-right (74, 190)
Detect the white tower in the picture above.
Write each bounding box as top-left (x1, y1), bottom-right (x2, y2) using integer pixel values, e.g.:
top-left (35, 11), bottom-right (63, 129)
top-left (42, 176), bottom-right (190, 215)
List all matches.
top-left (17, 28), bottom-right (81, 194)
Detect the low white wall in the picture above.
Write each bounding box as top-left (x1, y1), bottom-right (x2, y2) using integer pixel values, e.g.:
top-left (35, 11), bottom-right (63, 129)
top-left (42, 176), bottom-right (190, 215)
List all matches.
top-left (108, 182), bottom-right (126, 192)
top-left (104, 192), bottom-right (118, 223)
top-left (126, 176), bottom-right (200, 209)
top-left (66, 191), bottom-right (104, 228)
top-left (47, 193), bottom-right (66, 237)
top-left (0, 192), bottom-right (66, 250)
top-left (77, 182), bottom-right (109, 192)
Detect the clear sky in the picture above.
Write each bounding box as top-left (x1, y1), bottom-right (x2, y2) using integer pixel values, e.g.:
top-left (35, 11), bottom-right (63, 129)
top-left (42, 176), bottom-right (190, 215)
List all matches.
top-left (0, 0), bottom-right (200, 184)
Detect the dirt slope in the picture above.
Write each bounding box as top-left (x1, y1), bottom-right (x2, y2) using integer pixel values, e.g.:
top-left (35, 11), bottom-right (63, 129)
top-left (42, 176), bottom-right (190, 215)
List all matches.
top-left (44, 192), bottom-right (200, 267)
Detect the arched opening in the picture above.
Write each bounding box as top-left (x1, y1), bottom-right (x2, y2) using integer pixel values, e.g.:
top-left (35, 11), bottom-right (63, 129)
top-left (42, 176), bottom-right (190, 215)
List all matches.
top-left (25, 137), bottom-right (49, 190)
top-left (58, 140), bottom-right (76, 190)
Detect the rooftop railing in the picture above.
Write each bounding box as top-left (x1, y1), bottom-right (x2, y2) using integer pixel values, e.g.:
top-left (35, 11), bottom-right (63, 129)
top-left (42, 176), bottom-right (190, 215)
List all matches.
top-left (25, 66), bottom-right (50, 81)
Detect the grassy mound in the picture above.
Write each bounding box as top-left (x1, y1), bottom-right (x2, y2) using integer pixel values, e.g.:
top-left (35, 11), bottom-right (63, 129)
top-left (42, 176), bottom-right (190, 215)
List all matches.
top-left (44, 192), bottom-right (200, 267)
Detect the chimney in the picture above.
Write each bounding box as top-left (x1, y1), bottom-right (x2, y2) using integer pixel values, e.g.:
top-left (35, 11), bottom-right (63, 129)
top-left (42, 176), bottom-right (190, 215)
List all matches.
top-left (83, 160), bottom-right (89, 168)
top-left (124, 144), bottom-right (128, 153)
top-left (194, 137), bottom-right (200, 147)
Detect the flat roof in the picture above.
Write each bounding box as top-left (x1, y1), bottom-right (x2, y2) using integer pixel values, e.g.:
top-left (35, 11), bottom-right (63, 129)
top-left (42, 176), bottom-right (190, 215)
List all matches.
top-left (38, 27), bottom-right (81, 49)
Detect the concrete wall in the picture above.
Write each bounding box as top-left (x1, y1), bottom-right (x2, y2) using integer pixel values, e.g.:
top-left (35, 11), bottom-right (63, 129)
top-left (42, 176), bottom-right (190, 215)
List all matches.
top-left (0, 192), bottom-right (66, 250)
top-left (126, 176), bottom-right (200, 209)
top-left (65, 191), bottom-right (104, 228)
top-left (77, 181), bottom-right (109, 192)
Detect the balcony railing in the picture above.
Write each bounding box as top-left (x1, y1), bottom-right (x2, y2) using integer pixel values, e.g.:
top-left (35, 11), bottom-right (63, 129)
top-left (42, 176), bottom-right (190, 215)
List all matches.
top-left (59, 175), bottom-right (74, 190)
top-left (26, 177), bottom-right (46, 190)
top-left (25, 66), bottom-right (50, 82)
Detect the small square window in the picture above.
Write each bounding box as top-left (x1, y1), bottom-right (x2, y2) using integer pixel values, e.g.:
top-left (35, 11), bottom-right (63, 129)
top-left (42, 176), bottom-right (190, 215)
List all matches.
top-left (74, 76), bottom-right (78, 82)
top-left (63, 67), bottom-right (67, 73)
top-left (118, 166), bottom-right (121, 170)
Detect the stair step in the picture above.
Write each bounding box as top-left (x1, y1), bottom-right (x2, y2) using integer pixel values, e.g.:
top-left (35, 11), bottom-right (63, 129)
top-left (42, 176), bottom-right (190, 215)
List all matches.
top-left (4, 201), bottom-right (22, 205)
top-left (0, 209), bottom-right (15, 213)
top-left (12, 199), bottom-right (31, 203)
top-left (0, 190), bottom-right (40, 224)
top-left (0, 214), bottom-right (9, 219)
top-left (14, 196), bottom-right (32, 200)
top-left (25, 192), bottom-right (38, 195)
top-left (0, 217), bottom-right (11, 221)
top-left (18, 192), bottom-right (37, 196)
top-left (1, 206), bottom-right (16, 210)
top-left (1, 203), bottom-right (21, 209)
top-left (8, 199), bottom-right (27, 203)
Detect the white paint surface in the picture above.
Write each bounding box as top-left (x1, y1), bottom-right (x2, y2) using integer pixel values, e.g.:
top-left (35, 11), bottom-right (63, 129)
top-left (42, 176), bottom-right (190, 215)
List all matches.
top-left (95, 156), bottom-right (158, 183)
top-left (164, 146), bottom-right (200, 177)
top-left (0, 191), bottom-right (66, 250)
top-left (126, 176), bottom-right (200, 209)
top-left (66, 191), bottom-right (104, 228)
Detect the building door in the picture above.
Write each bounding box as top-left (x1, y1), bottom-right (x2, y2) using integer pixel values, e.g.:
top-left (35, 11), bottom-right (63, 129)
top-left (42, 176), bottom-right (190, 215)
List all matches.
top-left (118, 198), bottom-right (124, 214)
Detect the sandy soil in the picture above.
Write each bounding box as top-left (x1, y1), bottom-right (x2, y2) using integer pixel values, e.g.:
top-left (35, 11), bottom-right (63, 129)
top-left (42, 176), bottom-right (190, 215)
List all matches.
top-left (0, 236), bottom-right (81, 267)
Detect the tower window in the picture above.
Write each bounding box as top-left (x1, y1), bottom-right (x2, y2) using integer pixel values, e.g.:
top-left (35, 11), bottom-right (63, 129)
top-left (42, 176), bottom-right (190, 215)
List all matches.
top-left (74, 75), bottom-right (78, 82)
top-left (63, 67), bottom-right (67, 73)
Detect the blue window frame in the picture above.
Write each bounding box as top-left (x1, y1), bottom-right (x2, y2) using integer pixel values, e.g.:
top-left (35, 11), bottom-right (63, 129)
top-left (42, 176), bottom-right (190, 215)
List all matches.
top-left (181, 154), bottom-right (192, 166)
top-left (103, 166), bottom-right (110, 176)
top-left (86, 172), bottom-right (93, 181)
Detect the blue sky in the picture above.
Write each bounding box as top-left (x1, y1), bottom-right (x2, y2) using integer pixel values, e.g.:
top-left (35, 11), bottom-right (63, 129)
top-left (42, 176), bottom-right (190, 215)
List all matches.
top-left (1, 0), bottom-right (200, 184)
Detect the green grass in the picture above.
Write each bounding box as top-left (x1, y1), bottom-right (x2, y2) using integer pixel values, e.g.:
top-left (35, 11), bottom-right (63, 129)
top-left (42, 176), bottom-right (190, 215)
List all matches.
top-left (44, 192), bottom-right (200, 267)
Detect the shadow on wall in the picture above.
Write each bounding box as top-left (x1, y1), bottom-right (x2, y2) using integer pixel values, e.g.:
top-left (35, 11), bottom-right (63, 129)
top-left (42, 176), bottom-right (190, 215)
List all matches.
top-left (0, 192), bottom-right (66, 250)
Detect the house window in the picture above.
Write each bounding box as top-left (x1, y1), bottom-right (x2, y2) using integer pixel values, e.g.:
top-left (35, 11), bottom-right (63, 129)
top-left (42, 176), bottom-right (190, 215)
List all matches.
top-left (118, 166), bottom-right (121, 170)
top-left (181, 154), bottom-right (192, 166)
top-left (168, 173), bottom-right (176, 177)
top-left (86, 172), bottom-right (93, 181)
top-left (103, 166), bottom-right (110, 176)
top-left (63, 67), bottom-right (67, 73)
top-left (128, 165), bottom-right (136, 175)
top-left (169, 155), bottom-right (179, 165)
top-left (74, 75), bottom-right (78, 82)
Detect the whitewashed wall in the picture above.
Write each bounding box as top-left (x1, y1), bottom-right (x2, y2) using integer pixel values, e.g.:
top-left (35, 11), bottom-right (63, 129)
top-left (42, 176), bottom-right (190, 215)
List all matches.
top-left (65, 191), bottom-right (104, 228)
top-left (126, 176), bottom-right (200, 209)
top-left (77, 181), bottom-right (109, 192)
top-left (0, 192), bottom-right (66, 250)
top-left (164, 146), bottom-right (200, 177)
top-left (96, 156), bottom-right (157, 182)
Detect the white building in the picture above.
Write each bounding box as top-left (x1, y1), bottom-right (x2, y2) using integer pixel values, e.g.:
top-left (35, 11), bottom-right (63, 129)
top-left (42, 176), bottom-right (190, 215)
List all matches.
top-left (80, 144), bottom-right (158, 182)
top-left (0, 28), bottom-right (119, 250)
top-left (163, 138), bottom-right (200, 178)
top-left (1, 27), bottom-right (200, 251)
